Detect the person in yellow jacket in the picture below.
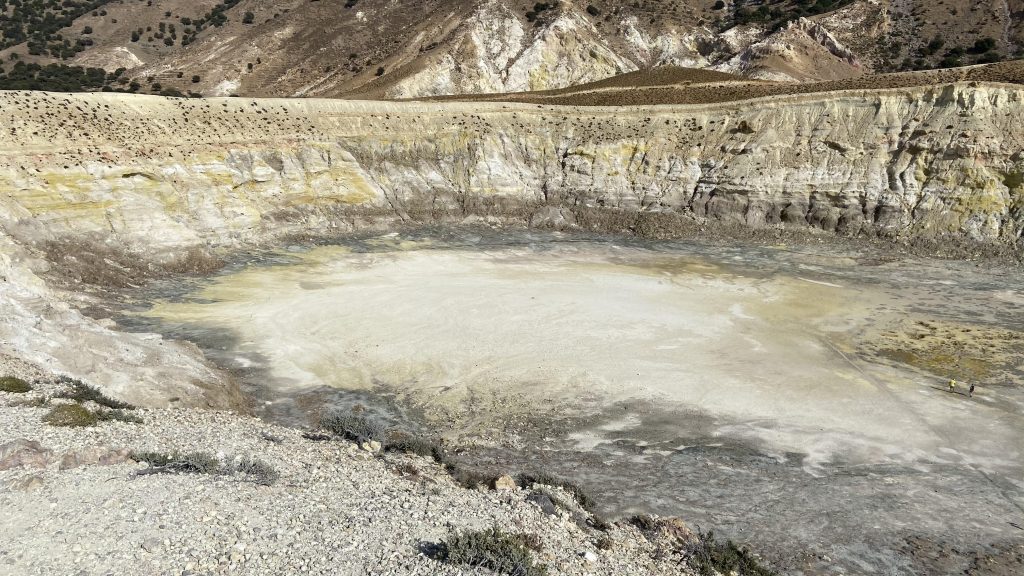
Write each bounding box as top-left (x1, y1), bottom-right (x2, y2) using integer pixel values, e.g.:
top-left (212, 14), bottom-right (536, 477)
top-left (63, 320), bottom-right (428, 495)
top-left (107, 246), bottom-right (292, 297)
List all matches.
top-left (948, 378), bottom-right (957, 393)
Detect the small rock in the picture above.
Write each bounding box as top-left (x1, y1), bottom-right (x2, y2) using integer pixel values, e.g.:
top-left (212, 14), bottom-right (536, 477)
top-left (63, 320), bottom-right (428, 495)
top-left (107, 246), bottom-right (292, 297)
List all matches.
top-left (0, 439), bottom-right (51, 471)
top-left (526, 493), bottom-right (557, 516)
top-left (141, 537), bottom-right (162, 553)
top-left (7, 474), bottom-right (44, 492)
top-left (59, 453), bottom-right (82, 470)
top-left (581, 550), bottom-right (598, 563)
top-left (493, 475), bottom-right (517, 490)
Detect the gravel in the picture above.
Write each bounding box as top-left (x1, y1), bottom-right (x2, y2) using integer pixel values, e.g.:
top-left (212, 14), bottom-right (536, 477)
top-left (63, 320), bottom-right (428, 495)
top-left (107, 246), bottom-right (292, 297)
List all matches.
top-left (0, 364), bottom-right (696, 576)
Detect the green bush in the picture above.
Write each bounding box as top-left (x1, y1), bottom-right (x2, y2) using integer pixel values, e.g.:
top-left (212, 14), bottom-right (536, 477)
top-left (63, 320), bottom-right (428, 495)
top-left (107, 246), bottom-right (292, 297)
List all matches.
top-left (0, 376), bottom-right (32, 393)
top-left (438, 526), bottom-right (547, 576)
top-left (43, 404), bottom-right (98, 427)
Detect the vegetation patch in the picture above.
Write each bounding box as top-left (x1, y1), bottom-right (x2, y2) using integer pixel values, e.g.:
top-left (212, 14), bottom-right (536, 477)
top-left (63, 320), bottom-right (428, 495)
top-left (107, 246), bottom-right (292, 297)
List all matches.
top-left (0, 62), bottom-right (129, 92)
top-left (517, 472), bottom-right (596, 513)
top-left (131, 451), bottom-right (279, 485)
top-left (42, 404), bottom-right (98, 427)
top-left (57, 378), bottom-right (135, 410)
top-left (228, 456), bottom-right (280, 486)
top-left (0, 376), bottom-right (32, 393)
top-left (9, 395), bottom-right (50, 408)
top-left (132, 450), bottom-right (221, 474)
top-left (320, 410), bottom-right (386, 442)
top-left (628, 513), bottom-right (659, 532)
top-left (384, 430), bottom-right (444, 461)
top-left (95, 408), bottom-right (144, 424)
top-left (680, 530), bottom-right (777, 576)
top-left (0, 0), bottom-right (115, 56)
top-left (435, 526), bottom-right (547, 576)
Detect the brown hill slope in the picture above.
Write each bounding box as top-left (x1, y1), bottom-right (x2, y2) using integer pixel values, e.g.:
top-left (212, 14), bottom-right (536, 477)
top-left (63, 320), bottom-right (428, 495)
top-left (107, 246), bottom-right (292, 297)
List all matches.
top-left (428, 60), bottom-right (1024, 106)
top-left (0, 0), bottom-right (1022, 97)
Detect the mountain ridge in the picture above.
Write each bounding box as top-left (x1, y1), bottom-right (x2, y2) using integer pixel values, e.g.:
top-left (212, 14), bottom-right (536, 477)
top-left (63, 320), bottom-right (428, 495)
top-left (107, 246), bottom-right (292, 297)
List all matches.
top-left (1, 0), bottom-right (1022, 98)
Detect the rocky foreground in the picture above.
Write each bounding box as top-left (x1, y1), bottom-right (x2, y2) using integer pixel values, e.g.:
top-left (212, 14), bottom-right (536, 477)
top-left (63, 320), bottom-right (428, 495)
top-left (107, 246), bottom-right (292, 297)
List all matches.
top-left (0, 355), bottom-right (725, 576)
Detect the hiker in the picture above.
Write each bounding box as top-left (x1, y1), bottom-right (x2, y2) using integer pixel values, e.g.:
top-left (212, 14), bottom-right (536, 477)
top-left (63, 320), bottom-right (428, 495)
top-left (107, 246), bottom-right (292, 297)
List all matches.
top-left (948, 378), bottom-right (956, 393)
top-left (969, 383), bottom-right (976, 398)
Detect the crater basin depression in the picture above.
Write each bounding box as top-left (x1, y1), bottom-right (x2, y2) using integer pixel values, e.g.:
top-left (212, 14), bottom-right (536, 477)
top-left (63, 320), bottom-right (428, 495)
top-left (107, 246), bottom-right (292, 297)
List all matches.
top-left (136, 234), bottom-right (1024, 575)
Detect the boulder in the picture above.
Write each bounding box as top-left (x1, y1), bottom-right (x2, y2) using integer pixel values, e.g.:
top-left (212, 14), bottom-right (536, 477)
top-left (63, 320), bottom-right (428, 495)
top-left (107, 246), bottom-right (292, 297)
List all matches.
top-left (493, 475), bottom-right (517, 490)
top-left (0, 439), bottom-right (52, 471)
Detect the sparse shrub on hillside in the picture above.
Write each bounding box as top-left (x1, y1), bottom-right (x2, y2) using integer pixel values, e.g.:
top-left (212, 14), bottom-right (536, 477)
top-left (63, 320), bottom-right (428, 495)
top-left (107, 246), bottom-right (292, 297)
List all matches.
top-left (132, 450), bottom-right (221, 475)
top-left (320, 410), bottom-right (387, 442)
top-left (517, 472), bottom-right (596, 513)
top-left (0, 376), bottom-right (32, 393)
top-left (435, 526), bottom-right (547, 576)
top-left (96, 408), bottom-right (144, 424)
top-left (628, 513), bottom-right (658, 532)
top-left (681, 530), bottom-right (777, 576)
top-left (242, 11), bottom-right (254, 24)
top-left (9, 395), bottom-right (50, 408)
top-left (446, 465), bottom-right (500, 490)
top-left (132, 450), bottom-right (279, 485)
top-left (57, 377), bottom-right (135, 410)
top-left (228, 456), bottom-right (280, 486)
top-left (385, 430), bottom-right (443, 461)
top-left (969, 37), bottom-right (997, 55)
top-left (43, 404), bottom-right (99, 427)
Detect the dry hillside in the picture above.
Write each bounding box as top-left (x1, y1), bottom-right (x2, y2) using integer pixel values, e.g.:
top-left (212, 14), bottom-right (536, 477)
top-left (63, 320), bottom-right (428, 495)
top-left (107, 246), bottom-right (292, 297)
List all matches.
top-left (429, 59), bottom-right (1024, 106)
top-left (1, 0), bottom-right (1022, 97)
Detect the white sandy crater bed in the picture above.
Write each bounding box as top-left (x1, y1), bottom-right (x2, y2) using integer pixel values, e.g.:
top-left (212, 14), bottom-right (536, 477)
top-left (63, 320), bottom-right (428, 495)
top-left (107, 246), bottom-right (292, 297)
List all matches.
top-left (140, 241), bottom-right (1023, 479)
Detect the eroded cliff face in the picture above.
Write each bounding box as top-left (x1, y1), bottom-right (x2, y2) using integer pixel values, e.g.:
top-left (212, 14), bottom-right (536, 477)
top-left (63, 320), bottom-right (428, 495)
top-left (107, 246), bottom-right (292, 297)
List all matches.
top-left (382, 1), bottom-right (869, 98)
top-left (0, 84), bottom-right (1022, 404)
top-left (2, 84), bottom-right (1022, 250)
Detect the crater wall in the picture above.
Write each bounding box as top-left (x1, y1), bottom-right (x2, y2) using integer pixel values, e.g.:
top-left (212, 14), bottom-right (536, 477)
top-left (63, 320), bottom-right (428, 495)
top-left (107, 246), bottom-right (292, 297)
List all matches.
top-left (0, 85), bottom-right (1022, 405)
top-left (2, 84), bottom-right (1022, 254)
